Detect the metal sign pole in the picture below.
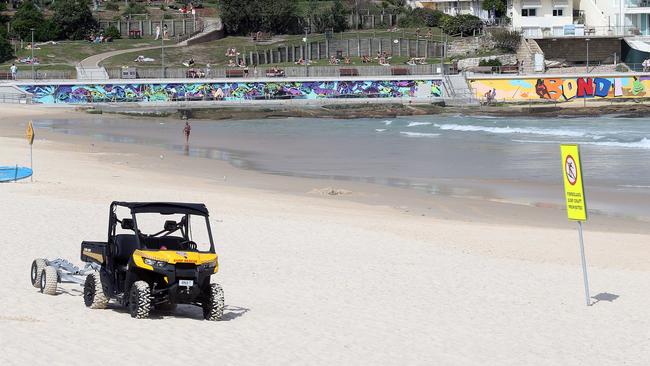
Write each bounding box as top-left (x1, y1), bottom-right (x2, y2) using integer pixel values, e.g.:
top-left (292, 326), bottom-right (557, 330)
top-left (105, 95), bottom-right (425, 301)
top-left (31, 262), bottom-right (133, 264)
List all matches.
top-left (30, 143), bottom-right (33, 182)
top-left (577, 221), bottom-right (590, 306)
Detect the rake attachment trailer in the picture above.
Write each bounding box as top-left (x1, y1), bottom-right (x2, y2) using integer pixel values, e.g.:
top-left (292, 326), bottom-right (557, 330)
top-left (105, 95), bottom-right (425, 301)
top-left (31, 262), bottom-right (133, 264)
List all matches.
top-left (30, 258), bottom-right (100, 295)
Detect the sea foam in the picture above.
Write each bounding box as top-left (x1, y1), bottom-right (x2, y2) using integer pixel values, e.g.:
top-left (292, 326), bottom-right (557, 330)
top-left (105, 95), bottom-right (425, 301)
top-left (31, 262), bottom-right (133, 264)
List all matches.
top-left (400, 131), bottom-right (440, 138)
top-left (434, 123), bottom-right (588, 137)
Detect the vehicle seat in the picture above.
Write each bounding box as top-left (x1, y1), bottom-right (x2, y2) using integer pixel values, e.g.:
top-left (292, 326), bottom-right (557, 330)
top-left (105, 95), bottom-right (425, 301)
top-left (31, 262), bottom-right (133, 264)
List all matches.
top-left (141, 236), bottom-right (185, 251)
top-left (113, 234), bottom-right (139, 265)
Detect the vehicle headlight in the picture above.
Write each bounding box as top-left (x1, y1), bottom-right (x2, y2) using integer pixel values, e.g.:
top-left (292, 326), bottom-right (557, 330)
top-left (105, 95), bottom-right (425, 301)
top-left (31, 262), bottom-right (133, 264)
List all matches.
top-left (143, 258), bottom-right (167, 268)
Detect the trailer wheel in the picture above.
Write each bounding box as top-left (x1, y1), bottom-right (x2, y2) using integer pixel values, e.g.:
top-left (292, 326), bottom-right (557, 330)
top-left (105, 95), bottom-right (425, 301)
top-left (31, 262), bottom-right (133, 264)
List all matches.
top-left (30, 258), bottom-right (47, 288)
top-left (128, 281), bottom-right (152, 319)
top-left (84, 271), bottom-right (109, 309)
top-left (202, 283), bottom-right (224, 321)
top-left (40, 266), bottom-right (58, 295)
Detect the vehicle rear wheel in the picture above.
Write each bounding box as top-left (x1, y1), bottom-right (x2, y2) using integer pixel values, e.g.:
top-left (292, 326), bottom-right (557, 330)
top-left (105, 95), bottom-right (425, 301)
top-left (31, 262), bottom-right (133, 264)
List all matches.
top-left (128, 281), bottom-right (152, 319)
top-left (40, 266), bottom-right (58, 295)
top-left (202, 283), bottom-right (224, 321)
top-left (30, 258), bottom-right (46, 288)
top-left (84, 271), bottom-right (108, 309)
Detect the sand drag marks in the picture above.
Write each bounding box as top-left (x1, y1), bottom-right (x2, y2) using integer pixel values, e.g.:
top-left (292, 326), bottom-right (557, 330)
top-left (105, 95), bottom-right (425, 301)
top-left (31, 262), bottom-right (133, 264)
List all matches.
top-left (2, 137), bottom-right (650, 365)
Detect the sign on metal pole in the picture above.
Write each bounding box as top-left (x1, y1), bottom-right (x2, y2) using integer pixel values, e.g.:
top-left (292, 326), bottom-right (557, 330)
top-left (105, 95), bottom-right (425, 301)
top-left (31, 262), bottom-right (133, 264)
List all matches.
top-left (26, 121), bottom-right (34, 182)
top-left (560, 144), bottom-right (590, 306)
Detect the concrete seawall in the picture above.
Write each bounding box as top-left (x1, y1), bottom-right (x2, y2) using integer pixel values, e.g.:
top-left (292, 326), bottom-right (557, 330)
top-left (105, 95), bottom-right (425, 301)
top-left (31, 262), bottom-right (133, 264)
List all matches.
top-left (9, 76), bottom-right (444, 105)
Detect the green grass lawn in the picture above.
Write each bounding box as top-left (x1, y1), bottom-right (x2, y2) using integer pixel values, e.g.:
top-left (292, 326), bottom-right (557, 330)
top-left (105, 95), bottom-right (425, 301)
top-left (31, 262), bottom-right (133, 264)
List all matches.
top-left (0, 38), bottom-right (165, 71)
top-left (101, 27), bottom-right (448, 68)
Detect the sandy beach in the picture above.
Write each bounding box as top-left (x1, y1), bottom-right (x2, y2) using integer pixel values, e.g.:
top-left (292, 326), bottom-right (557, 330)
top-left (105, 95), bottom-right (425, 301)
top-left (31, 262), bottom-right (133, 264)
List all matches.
top-left (2, 105), bottom-right (650, 365)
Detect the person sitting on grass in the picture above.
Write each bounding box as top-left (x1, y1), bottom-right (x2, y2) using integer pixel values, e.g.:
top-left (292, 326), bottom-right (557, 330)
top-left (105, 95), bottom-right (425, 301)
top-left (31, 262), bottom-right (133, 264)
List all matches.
top-left (329, 56), bottom-right (339, 65)
top-left (343, 56), bottom-right (351, 65)
top-left (361, 55), bottom-right (370, 63)
top-left (227, 59), bottom-right (236, 67)
top-left (379, 56), bottom-right (389, 66)
top-left (406, 58), bottom-right (416, 66)
top-left (295, 57), bottom-right (305, 65)
top-left (238, 58), bottom-right (247, 68)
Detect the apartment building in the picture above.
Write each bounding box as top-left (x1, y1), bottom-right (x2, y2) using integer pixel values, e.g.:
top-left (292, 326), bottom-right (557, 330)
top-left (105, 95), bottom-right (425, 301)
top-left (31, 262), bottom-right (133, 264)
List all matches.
top-left (409, 0), bottom-right (490, 20)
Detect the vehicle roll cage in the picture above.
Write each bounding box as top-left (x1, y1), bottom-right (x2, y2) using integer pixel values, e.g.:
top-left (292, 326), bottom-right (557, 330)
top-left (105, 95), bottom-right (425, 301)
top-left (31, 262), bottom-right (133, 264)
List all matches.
top-left (108, 201), bottom-right (216, 253)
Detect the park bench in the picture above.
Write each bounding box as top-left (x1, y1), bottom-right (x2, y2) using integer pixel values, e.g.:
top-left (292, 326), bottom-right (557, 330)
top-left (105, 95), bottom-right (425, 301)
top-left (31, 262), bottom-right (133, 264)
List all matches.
top-left (252, 32), bottom-right (272, 42)
top-left (128, 29), bottom-right (142, 39)
top-left (339, 68), bottom-right (359, 76)
top-left (225, 69), bottom-right (247, 78)
top-left (391, 68), bottom-right (410, 76)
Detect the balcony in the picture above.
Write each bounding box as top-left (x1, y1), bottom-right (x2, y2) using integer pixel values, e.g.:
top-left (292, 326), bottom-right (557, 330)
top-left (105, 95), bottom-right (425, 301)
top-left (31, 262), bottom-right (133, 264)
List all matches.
top-left (626, 0), bottom-right (650, 8)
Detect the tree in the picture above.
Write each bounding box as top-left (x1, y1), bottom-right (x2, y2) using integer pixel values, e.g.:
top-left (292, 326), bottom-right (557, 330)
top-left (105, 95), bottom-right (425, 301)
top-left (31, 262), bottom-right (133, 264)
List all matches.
top-left (441, 14), bottom-right (482, 36)
top-left (10, 1), bottom-right (50, 41)
top-left (51, 0), bottom-right (98, 40)
top-left (0, 14), bottom-right (12, 63)
top-left (310, 0), bottom-right (350, 33)
top-left (218, 0), bottom-right (302, 35)
top-left (482, 0), bottom-right (507, 18)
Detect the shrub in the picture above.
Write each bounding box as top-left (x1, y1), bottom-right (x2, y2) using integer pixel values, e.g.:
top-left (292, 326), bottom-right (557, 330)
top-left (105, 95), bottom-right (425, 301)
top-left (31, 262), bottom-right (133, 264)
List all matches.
top-left (0, 28), bottom-right (13, 63)
top-left (399, 8), bottom-right (444, 28)
top-left (491, 29), bottom-right (521, 52)
top-left (479, 58), bottom-right (502, 67)
top-left (441, 14), bottom-right (482, 36)
top-left (105, 25), bottom-right (121, 39)
top-left (122, 3), bottom-right (149, 16)
top-left (105, 2), bottom-right (120, 11)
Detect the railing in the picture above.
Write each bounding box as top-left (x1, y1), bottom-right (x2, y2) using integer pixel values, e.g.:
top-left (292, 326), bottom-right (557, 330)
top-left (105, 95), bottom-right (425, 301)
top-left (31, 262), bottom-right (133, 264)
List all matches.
top-left (0, 70), bottom-right (75, 80)
top-left (517, 25), bottom-right (650, 38)
top-left (0, 93), bottom-right (32, 104)
top-left (105, 64), bottom-right (444, 79)
top-left (626, 0), bottom-right (650, 7)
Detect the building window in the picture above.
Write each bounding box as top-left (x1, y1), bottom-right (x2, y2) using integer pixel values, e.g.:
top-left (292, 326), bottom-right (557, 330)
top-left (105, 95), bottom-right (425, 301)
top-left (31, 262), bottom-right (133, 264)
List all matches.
top-left (553, 9), bottom-right (563, 16)
top-left (522, 8), bottom-right (537, 16)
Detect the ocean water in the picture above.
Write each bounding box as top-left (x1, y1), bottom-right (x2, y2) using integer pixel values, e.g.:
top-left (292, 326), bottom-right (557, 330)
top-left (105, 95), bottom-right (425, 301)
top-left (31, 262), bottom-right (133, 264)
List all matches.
top-left (35, 114), bottom-right (650, 217)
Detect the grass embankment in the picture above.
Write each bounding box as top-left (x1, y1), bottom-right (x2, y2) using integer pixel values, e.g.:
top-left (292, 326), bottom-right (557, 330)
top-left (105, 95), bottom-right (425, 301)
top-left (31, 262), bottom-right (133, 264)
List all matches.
top-left (101, 27), bottom-right (448, 68)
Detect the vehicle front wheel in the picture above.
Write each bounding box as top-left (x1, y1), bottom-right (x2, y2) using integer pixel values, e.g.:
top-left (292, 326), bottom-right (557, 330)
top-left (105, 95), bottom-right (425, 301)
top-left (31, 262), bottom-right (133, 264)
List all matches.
top-left (202, 283), bottom-right (224, 321)
top-left (30, 258), bottom-right (46, 288)
top-left (128, 281), bottom-right (152, 319)
top-left (40, 266), bottom-right (58, 295)
top-left (84, 271), bottom-right (108, 309)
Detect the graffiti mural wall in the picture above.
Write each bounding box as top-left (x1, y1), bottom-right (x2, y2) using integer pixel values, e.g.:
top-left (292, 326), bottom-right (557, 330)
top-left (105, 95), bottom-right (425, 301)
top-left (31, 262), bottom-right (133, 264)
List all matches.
top-left (469, 76), bottom-right (650, 101)
top-left (18, 79), bottom-right (443, 104)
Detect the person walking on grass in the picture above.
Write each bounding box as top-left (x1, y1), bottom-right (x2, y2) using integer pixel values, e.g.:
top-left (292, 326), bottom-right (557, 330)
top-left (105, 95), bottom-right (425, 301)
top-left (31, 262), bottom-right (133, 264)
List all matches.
top-left (183, 121), bottom-right (191, 144)
top-left (155, 25), bottom-right (161, 40)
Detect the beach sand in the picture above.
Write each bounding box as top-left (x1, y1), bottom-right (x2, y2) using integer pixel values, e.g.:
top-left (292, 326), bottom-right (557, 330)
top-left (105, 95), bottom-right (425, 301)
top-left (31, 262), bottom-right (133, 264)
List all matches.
top-left (2, 106), bottom-right (650, 365)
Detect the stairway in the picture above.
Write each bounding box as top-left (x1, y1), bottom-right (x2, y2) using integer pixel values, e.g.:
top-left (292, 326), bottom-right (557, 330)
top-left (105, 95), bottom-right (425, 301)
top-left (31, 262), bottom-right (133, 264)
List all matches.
top-left (443, 74), bottom-right (479, 106)
top-left (516, 38), bottom-right (544, 74)
top-left (76, 65), bottom-right (109, 81)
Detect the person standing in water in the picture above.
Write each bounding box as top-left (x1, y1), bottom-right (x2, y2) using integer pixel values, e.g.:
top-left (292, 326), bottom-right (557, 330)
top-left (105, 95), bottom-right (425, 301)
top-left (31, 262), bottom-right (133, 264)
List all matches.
top-left (183, 121), bottom-right (191, 144)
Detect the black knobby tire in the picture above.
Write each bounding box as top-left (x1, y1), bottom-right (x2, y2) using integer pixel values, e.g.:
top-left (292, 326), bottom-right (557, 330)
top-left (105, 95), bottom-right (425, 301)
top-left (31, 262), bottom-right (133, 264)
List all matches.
top-left (40, 266), bottom-right (58, 295)
top-left (202, 283), bottom-right (224, 321)
top-left (84, 271), bottom-right (109, 309)
top-left (128, 281), bottom-right (152, 319)
top-left (30, 258), bottom-right (46, 288)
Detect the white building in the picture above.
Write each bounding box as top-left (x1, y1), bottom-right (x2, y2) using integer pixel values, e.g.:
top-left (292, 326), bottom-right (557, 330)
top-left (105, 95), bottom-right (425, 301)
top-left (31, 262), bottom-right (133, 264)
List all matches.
top-left (509, 0), bottom-right (575, 37)
top-left (409, 0), bottom-right (490, 20)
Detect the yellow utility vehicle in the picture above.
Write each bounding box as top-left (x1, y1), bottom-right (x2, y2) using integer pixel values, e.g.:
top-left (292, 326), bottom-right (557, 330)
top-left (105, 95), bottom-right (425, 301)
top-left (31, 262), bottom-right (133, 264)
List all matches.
top-left (80, 201), bottom-right (224, 320)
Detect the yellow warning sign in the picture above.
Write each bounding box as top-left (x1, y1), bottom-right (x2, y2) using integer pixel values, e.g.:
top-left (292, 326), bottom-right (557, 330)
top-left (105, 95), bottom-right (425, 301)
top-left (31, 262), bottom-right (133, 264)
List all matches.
top-left (560, 144), bottom-right (587, 221)
top-left (26, 121), bottom-right (34, 145)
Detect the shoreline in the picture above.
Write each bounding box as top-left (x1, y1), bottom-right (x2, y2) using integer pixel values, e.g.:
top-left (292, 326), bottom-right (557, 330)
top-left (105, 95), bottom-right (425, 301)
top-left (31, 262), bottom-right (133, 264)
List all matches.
top-left (1, 106), bottom-right (649, 235)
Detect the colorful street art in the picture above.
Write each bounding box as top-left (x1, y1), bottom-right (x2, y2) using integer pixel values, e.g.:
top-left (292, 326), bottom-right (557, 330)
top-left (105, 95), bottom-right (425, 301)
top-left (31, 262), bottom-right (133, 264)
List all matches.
top-left (18, 79), bottom-right (443, 104)
top-left (469, 76), bottom-right (650, 101)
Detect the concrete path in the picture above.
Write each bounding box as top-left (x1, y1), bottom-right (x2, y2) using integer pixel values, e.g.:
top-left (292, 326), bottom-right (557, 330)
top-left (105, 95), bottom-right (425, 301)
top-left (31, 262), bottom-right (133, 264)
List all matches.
top-left (78, 18), bottom-right (222, 69)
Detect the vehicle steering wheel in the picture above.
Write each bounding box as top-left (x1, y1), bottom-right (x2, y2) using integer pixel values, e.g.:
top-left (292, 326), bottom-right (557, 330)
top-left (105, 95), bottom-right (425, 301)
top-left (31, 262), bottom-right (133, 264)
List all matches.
top-left (179, 240), bottom-right (197, 250)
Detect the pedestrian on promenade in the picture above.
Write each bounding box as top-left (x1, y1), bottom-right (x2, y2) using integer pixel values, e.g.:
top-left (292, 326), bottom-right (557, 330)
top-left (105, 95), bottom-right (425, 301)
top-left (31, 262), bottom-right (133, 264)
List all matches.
top-left (183, 121), bottom-right (191, 144)
top-left (10, 63), bottom-right (17, 80)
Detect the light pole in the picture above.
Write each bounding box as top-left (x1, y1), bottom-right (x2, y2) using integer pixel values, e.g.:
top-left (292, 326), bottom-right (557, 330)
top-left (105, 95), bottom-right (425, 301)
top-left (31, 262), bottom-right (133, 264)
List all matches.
top-left (303, 26), bottom-right (309, 77)
top-left (585, 38), bottom-right (590, 73)
top-left (161, 20), bottom-right (165, 78)
top-left (30, 28), bottom-right (34, 80)
top-left (585, 38), bottom-right (590, 107)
